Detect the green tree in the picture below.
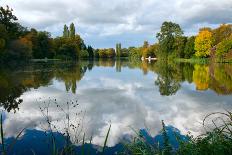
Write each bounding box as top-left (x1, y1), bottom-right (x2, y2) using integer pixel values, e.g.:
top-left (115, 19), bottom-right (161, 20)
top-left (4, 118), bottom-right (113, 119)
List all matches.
top-left (0, 6), bottom-right (17, 32)
top-left (87, 46), bottom-right (94, 58)
top-left (33, 31), bottom-right (54, 59)
top-left (0, 6), bottom-right (26, 39)
top-left (156, 21), bottom-right (183, 58)
top-left (128, 47), bottom-right (141, 60)
top-left (0, 24), bottom-right (7, 50)
top-left (184, 36), bottom-right (195, 58)
top-left (69, 23), bottom-right (75, 38)
top-left (116, 43), bottom-right (121, 57)
top-left (142, 41), bottom-right (149, 58)
top-left (173, 36), bottom-right (187, 58)
top-left (106, 48), bottom-right (116, 58)
top-left (63, 24), bottom-right (69, 38)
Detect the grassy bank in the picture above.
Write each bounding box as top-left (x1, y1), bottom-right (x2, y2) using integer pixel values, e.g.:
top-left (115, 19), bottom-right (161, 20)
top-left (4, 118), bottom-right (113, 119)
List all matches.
top-left (175, 58), bottom-right (210, 64)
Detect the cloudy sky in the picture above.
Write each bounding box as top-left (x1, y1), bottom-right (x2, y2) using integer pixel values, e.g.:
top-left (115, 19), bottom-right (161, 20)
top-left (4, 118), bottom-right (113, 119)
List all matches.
top-left (1, 0), bottom-right (232, 48)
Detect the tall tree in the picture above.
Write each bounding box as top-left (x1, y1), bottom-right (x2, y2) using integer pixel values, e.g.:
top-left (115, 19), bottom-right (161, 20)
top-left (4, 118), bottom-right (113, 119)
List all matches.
top-left (156, 21), bottom-right (183, 58)
top-left (69, 23), bottom-right (76, 38)
top-left (116, 43), bottom-right (121, 57)
top-left (63, 24), bottom-right (69, 38)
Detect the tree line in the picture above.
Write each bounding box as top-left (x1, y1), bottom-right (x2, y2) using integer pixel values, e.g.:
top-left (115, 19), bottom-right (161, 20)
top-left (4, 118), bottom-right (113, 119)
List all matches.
top-left (0, 6), bottom-right (95, 64)
top-left (1, 6), bottom-right (232, 63)
top-left (95, 22), bottom-right (231, 61)
top-left (153, 21), bottom-right (232, 61)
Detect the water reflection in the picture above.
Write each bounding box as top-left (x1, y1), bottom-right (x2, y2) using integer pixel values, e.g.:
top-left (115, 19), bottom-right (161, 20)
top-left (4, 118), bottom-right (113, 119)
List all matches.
top-left (0, 60), bottom-right (232, 154)
top-left (1, 60), bottom-right (232, 112)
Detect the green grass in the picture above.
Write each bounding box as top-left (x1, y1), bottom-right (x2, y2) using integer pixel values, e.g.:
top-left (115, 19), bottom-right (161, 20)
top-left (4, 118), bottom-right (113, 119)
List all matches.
top-left (175, 58), bottom-right (210, 64)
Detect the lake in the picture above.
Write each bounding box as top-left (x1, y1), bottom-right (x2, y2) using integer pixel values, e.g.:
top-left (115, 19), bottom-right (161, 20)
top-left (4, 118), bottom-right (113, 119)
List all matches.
top-left (0, 60), bottom-right (232, 154)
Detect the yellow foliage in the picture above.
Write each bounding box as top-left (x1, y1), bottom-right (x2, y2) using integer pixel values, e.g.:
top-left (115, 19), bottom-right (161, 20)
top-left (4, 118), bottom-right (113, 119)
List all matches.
top-left (194, 30), bottom-right (213, 58)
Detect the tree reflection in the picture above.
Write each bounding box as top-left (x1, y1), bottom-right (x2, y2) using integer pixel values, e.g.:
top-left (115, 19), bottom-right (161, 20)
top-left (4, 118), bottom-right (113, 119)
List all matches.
top-left (193, 64), bottom-right (210, 91)
top-left (55, 63), bottom-right (87, 94)
top-left (154, 61), bottom-right (181, 96)
top-left (0, 70), bottom-right (26, 113)
top-left (1, 60), bottom-right (232, 112)
top-left (210, 63), bottom-right (232, 95)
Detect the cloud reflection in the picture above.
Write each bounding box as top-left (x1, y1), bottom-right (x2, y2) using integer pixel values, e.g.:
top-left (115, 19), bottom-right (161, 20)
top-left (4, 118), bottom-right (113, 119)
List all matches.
top-left (3, 67), bottom-right (232, 147)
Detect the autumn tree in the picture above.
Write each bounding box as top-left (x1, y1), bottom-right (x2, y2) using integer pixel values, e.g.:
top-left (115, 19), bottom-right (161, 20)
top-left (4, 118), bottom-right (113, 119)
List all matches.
top-left (195, 30), bottom-right (213, 58)
top-left (216, 37), bottom-right (232, 59)
top-left (213, 24), bottom-right (232, 45)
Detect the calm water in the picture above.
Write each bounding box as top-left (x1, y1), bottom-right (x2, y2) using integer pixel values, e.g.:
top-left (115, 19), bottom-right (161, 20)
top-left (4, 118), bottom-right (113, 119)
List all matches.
top-left (0, 60), bottom-right (232, 154)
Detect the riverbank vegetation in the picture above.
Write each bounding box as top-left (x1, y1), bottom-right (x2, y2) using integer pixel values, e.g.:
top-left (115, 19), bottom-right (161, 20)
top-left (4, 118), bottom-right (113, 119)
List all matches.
top-left (122, 111), bottom-right (232, 155)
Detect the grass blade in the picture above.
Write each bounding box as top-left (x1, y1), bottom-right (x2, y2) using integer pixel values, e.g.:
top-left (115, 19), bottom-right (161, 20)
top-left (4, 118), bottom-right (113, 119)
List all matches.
top-left (87, 135), bottom-right (93, 155)
top-left (81, 133), bottom-right (85, 155)
top-left (7, 127), bottom-right (25, 153)
top-left (102, 124), bottom-right (111, 155)
top-left (1, 114), bottom-right (6, 155)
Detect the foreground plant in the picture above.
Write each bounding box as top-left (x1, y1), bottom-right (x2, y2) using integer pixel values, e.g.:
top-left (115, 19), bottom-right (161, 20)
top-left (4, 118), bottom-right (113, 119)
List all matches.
top-left (0, 114), bottom-right (25, 155)
top-left (121, 111), bottom-right (232, 155)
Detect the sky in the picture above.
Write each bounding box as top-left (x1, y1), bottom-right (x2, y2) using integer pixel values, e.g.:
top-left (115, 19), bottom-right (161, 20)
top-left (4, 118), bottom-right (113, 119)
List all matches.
top-left (1, 0), bottom-right (232, 48)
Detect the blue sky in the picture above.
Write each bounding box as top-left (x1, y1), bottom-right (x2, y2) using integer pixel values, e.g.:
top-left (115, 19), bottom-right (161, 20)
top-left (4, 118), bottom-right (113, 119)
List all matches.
top-left (1, 0), bottom-right (232, 48)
